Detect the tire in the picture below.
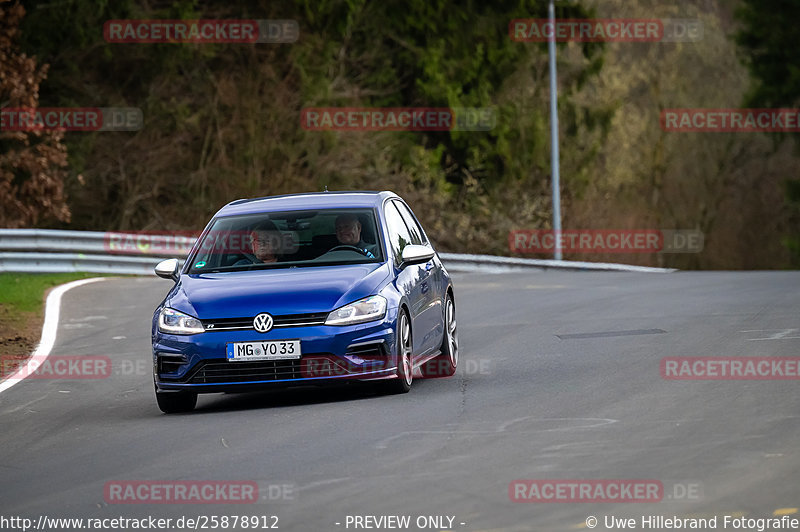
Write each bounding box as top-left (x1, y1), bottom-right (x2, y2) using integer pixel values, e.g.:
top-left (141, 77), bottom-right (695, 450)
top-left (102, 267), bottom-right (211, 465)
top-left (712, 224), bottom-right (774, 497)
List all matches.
top-left (386, 310), bottom-right (412, 394)
top-left (155, 388), bottom-right (197, 413)
top-left (421, 293), bottom-right (458, 378)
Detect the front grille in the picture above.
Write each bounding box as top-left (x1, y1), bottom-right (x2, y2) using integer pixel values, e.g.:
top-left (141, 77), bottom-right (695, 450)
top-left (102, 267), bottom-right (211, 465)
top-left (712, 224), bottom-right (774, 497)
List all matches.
top-left (203, 312), bottom-right (328, 331)
top-left (274, 312), bottom-right (328, 326)
top-left (184, 359), bottom-right (302, 384)
top-left (202, 317), bottom-right (252, 331)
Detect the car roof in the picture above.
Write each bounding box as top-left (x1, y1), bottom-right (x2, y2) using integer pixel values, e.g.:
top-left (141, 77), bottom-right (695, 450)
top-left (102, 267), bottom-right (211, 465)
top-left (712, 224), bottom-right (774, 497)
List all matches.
top-left (215, 190), bottom-right (400, 218)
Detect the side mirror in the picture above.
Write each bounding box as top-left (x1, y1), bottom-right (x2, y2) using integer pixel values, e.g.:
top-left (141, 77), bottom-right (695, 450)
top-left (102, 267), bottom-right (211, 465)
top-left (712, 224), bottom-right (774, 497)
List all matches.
top-left (154, 258), bottom-right (180, 282)
top-left (400, 245), bottom-right (435, 267)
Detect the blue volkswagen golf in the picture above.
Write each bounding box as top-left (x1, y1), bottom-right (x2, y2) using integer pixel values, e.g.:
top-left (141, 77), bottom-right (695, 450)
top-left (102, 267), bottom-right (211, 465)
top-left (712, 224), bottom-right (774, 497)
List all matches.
top-left (152, 191), bottom-right (458, 412)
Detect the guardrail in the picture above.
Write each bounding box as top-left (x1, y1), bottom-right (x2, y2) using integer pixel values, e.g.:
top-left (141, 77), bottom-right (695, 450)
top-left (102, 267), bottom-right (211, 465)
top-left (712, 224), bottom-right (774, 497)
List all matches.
top-left (438, 253), bottom-right (676, 273)
top-left (0, 229), bottom-right (676, 274)
top-left (0, 229), bottom-right (190, 275)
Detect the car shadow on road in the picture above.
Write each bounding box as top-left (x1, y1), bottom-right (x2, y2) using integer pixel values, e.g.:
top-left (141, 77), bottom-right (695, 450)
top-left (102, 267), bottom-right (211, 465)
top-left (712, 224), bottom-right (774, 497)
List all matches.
top-left (191, 381), bottom-right (422, 414)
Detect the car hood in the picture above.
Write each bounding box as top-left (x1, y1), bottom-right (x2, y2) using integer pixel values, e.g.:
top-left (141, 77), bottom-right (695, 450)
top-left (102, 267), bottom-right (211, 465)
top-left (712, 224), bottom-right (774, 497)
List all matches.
top-left (167, 263), bottom-right (392, 319)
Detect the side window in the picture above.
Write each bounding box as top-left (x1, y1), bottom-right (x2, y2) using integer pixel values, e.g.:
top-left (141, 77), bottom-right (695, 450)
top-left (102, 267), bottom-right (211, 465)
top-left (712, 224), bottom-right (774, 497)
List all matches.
top-left (384, 202), bottom-right (414, 266)
top-left (393, 201), bottom-right (427, 245)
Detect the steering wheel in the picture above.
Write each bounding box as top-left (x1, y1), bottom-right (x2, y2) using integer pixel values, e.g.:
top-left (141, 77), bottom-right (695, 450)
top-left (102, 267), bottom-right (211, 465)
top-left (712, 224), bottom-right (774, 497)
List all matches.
top-left (327, 245), bottom-right (371, 256)
top-left (233, 251), bottom-right (279, 266)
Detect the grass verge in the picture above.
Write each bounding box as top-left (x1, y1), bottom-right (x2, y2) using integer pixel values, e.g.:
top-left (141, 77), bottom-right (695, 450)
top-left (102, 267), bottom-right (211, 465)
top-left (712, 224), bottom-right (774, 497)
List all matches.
top-left (0, 273), bottom-right (103, 371)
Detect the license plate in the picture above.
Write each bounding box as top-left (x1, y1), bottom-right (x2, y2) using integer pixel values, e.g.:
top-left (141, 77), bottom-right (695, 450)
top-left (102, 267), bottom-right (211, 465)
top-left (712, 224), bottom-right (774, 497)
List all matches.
top-left (226, 340), bottom-right (301, 361)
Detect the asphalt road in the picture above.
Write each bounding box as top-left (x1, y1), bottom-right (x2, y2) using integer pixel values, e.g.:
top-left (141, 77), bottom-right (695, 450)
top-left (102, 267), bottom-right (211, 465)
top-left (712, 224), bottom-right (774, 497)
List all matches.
top-left (1, 270), bottom-right (799, 531)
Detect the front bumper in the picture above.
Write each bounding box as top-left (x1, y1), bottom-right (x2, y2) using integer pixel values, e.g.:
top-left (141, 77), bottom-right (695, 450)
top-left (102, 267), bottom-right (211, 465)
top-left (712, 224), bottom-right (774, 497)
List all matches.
top-left (153, 318), bottom-right (398, 393)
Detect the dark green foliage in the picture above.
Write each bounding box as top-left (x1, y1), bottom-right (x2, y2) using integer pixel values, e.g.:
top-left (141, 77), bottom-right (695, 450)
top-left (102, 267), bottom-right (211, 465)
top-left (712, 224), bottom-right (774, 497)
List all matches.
top-left (735, 0), bottom-right (800, 266)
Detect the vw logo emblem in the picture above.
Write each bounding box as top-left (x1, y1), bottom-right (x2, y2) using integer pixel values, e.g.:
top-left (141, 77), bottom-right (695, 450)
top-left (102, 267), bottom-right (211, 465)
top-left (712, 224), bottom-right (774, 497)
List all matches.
top-left (253, 313), bottom-right (274, 333)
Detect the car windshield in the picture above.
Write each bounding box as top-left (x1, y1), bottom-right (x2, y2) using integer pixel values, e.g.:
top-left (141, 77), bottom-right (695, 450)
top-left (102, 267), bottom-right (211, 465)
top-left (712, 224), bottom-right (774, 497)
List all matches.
top-left (187, 208), bottom-right (383, 272)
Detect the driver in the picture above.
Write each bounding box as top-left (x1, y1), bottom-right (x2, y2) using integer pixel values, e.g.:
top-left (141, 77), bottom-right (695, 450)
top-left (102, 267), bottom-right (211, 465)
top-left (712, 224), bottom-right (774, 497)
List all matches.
top-left (334, 214), bottom-right (377, 258)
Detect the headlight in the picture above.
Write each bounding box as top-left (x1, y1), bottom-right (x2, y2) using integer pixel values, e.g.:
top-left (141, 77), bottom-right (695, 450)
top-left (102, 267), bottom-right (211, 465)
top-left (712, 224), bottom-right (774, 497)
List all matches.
top-left (158, 307), bottom-right (205, 334)
top-left (325, 295), bottom-right (387, 326)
